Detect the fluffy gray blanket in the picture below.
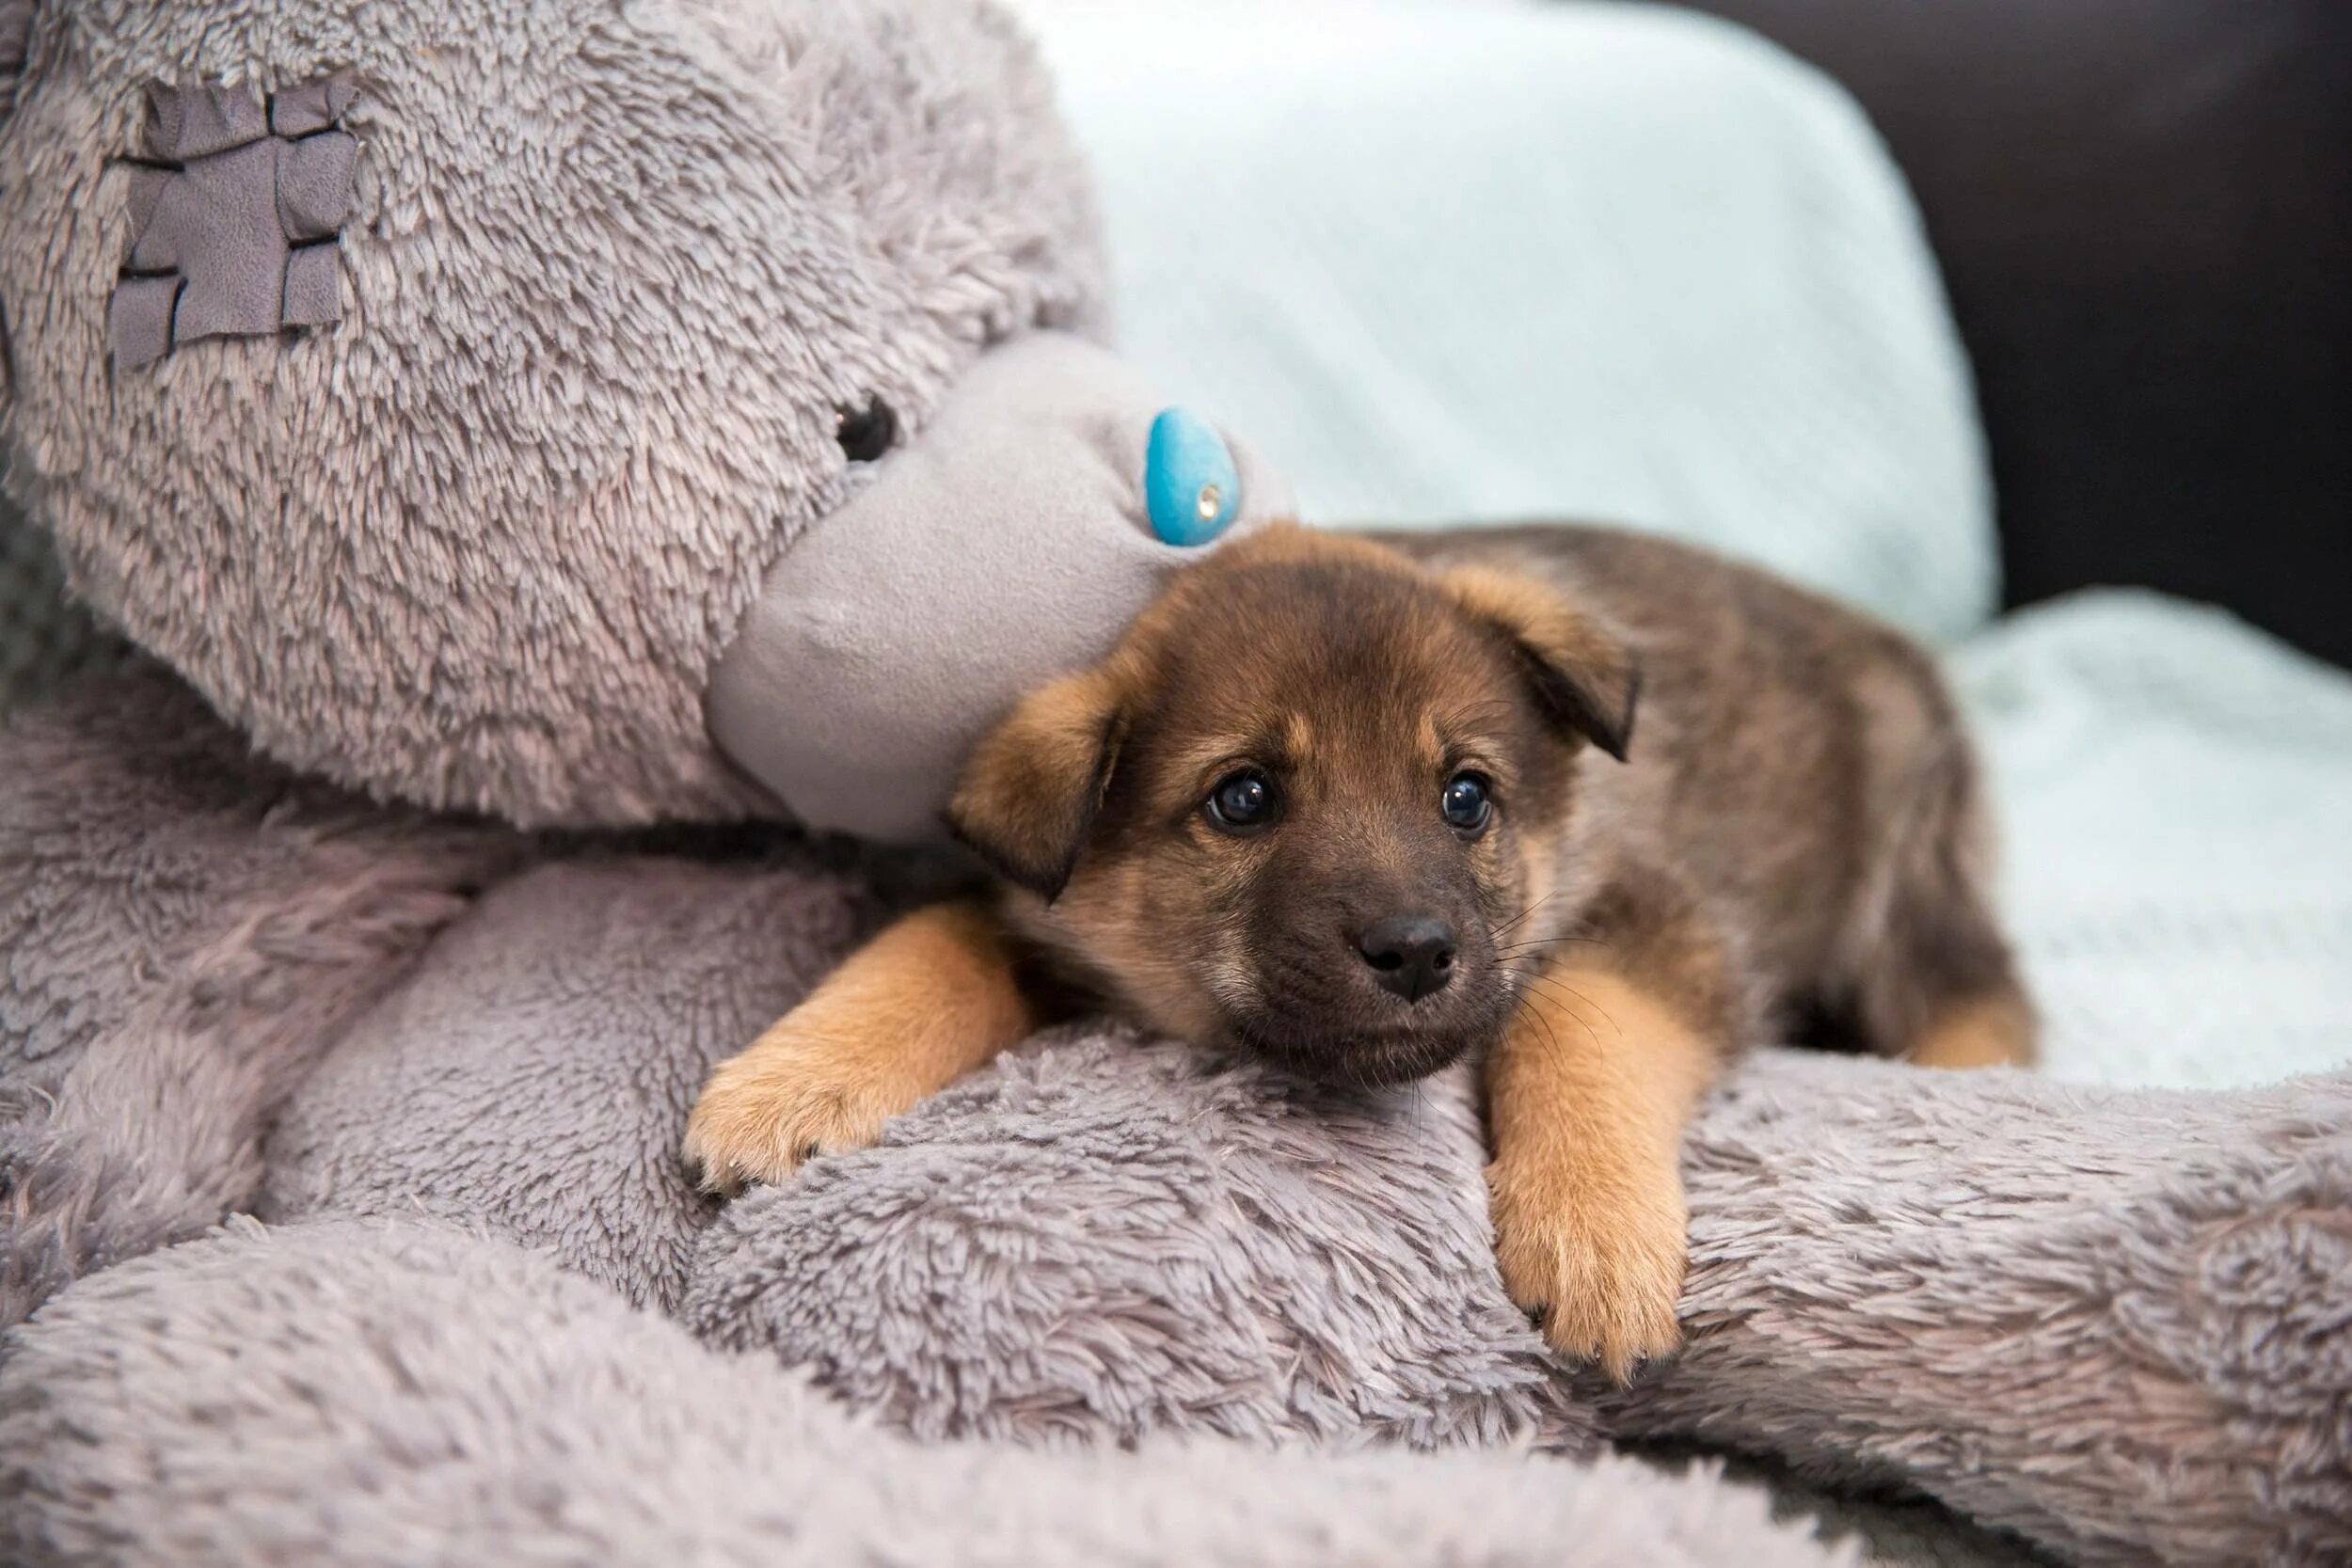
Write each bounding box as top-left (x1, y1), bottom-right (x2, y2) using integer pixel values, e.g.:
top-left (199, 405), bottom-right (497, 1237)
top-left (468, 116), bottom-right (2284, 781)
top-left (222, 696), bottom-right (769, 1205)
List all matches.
top-left (3, 673), bottom-right (2348, 1567)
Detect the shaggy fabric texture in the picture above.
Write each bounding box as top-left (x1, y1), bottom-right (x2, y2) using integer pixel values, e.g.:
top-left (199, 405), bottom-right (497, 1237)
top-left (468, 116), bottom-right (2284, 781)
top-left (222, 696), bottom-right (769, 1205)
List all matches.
top-left (2, 5), bottom-right (2344, 1565)
top-left (0, 498), bottom-right (119, 715)
top-left (0, 1219), bottom-right (1859, 1568)
top-left (0, 0), bottom-right (1103, 826)
top-left (262, 854), bottom-right (871, 1315)
top-left (679, 1032), bottom-right (1590, 1455)
top-left (0, 666), bottom-right (523, 1327)
top-left (6, 671), bottom-right (2346, 1568)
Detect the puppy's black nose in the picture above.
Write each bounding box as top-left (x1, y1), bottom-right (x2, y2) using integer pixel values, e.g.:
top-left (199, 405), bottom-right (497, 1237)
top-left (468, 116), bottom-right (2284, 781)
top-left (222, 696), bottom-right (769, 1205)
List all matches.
top-left (1358, 914), bottom-right (1457, 1001)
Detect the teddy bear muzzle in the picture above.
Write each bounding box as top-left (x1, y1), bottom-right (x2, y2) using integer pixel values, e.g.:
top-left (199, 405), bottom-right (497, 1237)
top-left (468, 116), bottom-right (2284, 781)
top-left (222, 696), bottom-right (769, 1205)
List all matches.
top-left (703, 330), bottom-right (1294, 844)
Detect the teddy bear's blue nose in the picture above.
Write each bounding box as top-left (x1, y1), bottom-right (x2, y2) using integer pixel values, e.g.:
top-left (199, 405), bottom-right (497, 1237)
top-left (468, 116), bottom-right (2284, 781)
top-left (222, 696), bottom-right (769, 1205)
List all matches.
top-left (1144, 407), bottom-right (1242, 546)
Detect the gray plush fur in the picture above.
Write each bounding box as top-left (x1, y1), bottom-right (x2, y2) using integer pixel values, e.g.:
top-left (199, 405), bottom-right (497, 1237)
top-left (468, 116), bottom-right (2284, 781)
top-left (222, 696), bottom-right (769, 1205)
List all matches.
top-left (0, 0), bottom-right (1102, 827)
top-left (688, 1031), bottom-right (1597, 1455)
top-left (680, 1037), bottom-right (2344, 1563)
top-left (1, 2), bottom-right (2344, 1563)
top-left (1600, 1055), bottom-right (2352, 1565)
top-left (2, 712), bottom-right (2343, 1561)
top-left (0, 671), bottom-right (2258, 1566)
top-left (262, 855), bottom-right (869, 1313)
top-left (0, 668), bottom-right (521, 1326)
top-left (0, 1218), bottom-right (1860, 1568)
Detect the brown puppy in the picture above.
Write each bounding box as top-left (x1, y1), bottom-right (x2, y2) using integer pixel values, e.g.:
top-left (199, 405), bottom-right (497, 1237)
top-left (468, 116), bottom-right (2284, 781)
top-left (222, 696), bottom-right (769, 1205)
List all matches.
top-left (685, 523), bottom-right (2035, 1376)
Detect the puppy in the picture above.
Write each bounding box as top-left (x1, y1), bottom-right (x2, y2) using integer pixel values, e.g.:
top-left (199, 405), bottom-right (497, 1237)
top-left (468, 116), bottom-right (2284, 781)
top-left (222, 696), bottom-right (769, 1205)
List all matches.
top-left (685, 523), bottom-right (2035, 1376)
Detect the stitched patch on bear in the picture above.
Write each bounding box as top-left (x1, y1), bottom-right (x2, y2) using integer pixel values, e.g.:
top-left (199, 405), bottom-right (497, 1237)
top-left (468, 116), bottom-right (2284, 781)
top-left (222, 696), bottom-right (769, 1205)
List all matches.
top-left (110, 75), bottom-right (360, 372)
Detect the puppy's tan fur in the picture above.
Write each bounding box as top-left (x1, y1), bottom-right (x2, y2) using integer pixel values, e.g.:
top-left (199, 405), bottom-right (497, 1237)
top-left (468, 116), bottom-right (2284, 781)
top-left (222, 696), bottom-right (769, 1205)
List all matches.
top-left (1486, 971), bottom-right (1715, 1378)
top-left (687, 523), bottom-right (2035, 1376)
top-left (683, 903), bottom-right (1036, 1181)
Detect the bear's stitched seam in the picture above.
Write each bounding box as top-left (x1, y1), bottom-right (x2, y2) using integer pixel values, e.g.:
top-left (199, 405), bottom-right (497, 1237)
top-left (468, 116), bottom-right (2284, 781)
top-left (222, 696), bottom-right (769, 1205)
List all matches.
top-left (107, 74), bottom-right (361, 372)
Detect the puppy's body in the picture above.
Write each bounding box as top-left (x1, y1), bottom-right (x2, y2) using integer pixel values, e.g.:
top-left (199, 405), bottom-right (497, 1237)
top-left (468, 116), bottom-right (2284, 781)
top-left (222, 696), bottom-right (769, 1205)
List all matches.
top-left (1372, 524), bottom-right (2026, 1065)
top-left (686, 524), bottom-right (2033, 1376)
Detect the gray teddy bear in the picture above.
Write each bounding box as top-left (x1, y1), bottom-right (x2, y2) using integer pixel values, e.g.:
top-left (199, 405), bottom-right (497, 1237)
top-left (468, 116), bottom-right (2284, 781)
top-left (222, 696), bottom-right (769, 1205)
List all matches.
top-left (0, 3), bottom-right (2344, 1566)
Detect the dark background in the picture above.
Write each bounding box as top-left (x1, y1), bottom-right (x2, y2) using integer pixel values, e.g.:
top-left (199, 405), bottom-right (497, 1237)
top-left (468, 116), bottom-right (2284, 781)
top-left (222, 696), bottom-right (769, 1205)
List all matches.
top-left (1657, 0), bottom-right (2352, 669)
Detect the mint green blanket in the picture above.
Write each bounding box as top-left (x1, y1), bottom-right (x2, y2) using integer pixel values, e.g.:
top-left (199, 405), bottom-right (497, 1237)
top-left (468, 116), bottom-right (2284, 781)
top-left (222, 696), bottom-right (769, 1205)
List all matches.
top-left (1961, 591), bottom-right (2352, 1091)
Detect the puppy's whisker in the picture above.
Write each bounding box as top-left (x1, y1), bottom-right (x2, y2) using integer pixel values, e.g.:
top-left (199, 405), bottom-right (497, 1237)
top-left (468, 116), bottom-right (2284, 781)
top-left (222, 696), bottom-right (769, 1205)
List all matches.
top-left (1552, 984), bottom-right (1622, 1041)
top-left (1511, 991), bottom-right (1564, 1061)
top-left (1504, 973), bottom-right (1613, 1050)
top-left (1494, 936), bottom-right (1610, 958)
top-left (1497, 955), bottom-right (1603, 985)
top-left (1508, 971), bottom-right (1586, 1008)
top-left (1489, 893), bottom-right (1556, 942)
top-left (1202, 959), bottom-right (1260, 1016)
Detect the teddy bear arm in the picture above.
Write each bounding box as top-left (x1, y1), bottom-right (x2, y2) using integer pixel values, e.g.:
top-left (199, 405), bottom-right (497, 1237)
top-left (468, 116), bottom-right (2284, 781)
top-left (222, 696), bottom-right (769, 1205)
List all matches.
top-left (1596, 1050), bottom-right (2352, 1566)
top-left (0, 667), bottom-right (530, 1327)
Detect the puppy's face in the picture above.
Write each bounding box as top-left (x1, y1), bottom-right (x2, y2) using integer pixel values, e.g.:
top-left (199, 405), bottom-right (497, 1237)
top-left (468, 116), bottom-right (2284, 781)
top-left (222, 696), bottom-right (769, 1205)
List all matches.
top-left (949, 527), bottom-right (1637, 1086)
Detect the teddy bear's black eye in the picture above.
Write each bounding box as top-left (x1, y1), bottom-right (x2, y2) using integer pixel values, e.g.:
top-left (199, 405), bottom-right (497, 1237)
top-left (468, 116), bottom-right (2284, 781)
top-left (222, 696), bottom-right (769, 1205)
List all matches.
top-left (1206, 769), bottom-right (1280, 833)
top-left (836, 397), bottom-right (898, 463)
top-left (1441, 772), bottom-right (1493, 834)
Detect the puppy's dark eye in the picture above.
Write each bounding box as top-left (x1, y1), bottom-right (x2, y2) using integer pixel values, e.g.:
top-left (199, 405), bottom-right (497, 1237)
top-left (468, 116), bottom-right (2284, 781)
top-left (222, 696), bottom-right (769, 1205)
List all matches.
top-left (836, 397), bottom-right (898, 463)
top-left (1206, 769), bottom-right (1280, 833)
top-left (1441, 772), bottom-right (1493, 834)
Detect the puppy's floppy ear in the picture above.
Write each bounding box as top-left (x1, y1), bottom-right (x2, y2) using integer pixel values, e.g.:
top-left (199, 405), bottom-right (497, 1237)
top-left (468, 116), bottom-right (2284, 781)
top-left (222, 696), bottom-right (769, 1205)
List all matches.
top-left (1440, 566), bottom-right (1640, 761)
top-left (947, 665), bottom-right (1125, 899)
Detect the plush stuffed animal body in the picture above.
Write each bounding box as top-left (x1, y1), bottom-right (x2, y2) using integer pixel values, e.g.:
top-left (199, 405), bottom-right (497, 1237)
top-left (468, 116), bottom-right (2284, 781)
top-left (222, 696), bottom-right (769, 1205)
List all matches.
top-left (0, 4), bottom-right (2344, 1566)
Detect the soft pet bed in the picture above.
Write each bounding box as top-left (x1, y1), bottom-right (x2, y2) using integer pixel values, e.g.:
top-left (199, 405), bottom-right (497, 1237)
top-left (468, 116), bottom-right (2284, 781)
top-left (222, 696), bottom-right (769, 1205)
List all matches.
top-left (2, 4), bottom-right (2346, 1567)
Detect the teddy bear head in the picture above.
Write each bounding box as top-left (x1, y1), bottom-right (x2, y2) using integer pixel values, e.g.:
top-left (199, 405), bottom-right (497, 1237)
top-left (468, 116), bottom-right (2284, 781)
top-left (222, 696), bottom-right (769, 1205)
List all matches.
top-left (0, 0), bottom-right (1287, 837)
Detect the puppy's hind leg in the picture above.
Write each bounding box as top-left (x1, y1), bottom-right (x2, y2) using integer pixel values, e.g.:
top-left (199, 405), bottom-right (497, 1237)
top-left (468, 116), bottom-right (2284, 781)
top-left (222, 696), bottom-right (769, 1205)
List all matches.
top-left (1846, 713), bottom-right (2037, 1071)
top-left (684, 900), bottom-right (1039, 1194)
top-left (1907, 991), bottom-right (2036, 1069)
top-left (1871, 857), bottom-right (2037, 1071)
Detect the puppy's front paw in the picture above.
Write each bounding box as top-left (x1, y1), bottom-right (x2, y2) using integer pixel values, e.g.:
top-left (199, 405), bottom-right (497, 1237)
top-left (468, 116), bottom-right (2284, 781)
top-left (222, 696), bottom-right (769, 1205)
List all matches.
top-left (1487, 1158), bottom-right (1688, 1382)
top-left (682, 1026), bottom-right (916, 1196)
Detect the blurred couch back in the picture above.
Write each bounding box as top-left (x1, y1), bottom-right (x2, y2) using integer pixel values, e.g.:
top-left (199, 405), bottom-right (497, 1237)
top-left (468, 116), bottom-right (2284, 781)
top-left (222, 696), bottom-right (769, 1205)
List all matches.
top-left (1661, 0), bottom-right (2352, 668)
top-left (1025, 0), bottom-right (1997, 641)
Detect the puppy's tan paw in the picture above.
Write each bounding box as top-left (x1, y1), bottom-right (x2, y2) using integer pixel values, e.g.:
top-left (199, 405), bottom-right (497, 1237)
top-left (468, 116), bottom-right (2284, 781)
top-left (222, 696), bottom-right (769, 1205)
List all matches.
top-left (1488, 1161), bottom-right (1688, 1382)
top-left (1909, 993), bottom-right (2038, 1070)
top-left (682, 1030), bottom-right (917, 1196)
